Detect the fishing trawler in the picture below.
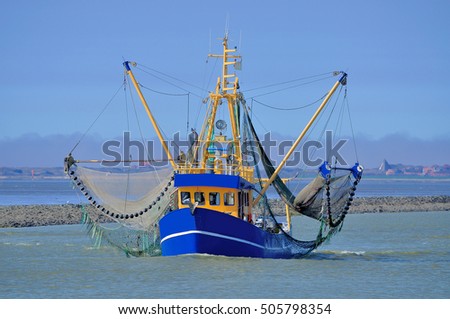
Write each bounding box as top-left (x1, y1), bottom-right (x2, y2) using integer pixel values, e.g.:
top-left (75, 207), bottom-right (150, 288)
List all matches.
top-left (65, 34), bottom-right (362, 258)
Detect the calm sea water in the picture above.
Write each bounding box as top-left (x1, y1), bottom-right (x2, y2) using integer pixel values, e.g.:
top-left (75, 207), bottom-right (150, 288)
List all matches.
top-left (1, 212), bottom-right (449, 299)
top-left (1, 177), bottom-right (450, 205)
top-left (1, 178), bottom-right (449, 298)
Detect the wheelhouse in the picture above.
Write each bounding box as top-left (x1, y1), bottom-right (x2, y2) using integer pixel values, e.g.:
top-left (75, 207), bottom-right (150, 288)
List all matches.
top-left (175, 173), bottom-right (253, 220)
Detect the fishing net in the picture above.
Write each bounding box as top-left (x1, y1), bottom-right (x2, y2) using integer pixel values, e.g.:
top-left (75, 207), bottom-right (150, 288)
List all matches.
top-left (240, 96), bottom-right (362, 256)
top-left (294, 168), bottom-right (360, 226)
top-left (66, 157), bottom-right (176, 256)
top-left (80, 208), bottom-right (163, 257)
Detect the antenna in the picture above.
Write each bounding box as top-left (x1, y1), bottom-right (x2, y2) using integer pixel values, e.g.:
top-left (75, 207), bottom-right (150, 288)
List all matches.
top-left (224, 14), bottom-right (230, 38)
top-left (208, 29), bottom-right (212, 54)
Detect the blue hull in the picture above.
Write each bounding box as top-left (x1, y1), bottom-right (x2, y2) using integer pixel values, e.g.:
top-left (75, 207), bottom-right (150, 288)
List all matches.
top-left (159, 208), bottom-right (314, 259)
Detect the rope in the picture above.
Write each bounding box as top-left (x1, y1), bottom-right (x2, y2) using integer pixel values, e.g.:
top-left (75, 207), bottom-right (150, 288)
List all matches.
top-left (187, 93), bottom-right (190, 137)
top-left (123, 73), bottom-right (186, 164)
top-left (195, 57), bottom-right (219, 129)
top-left (317, 85), bottom-right (344, 144)
top-left (135, 65), bottom-right (204, 99)
top-left (137, 63), bottom-right (205, 92)
top-left (243, 71), bottom-right (337, 93)
top-left (127, 75), bottom-right (148, 162)
top-left (126, 73), bottom-right (176, 184)
top-left (139, 83), bottom-right (189, 97)
top-left (345, 89), bottom-right (359, 162)
top-left (289, 86), bottom-right (343, 194)
top-left (247, 105), bottom-right (270, 132)
top-left (248, 74), bottom-right (335, 99)
top-left (130, 63), bottom-right (210, 144)
top-left (252, 93), bottom-right (327, 111)
top-left (138, 84), bottom-right (192, 139)
top-left (69, 81), bottom-right (125, 154)
top-left (124, 80), bottom-right (131, 214)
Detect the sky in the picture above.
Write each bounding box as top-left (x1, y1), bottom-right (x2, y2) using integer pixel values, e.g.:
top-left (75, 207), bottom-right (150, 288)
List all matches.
top-left (1, 0), bottom-right (449, 168)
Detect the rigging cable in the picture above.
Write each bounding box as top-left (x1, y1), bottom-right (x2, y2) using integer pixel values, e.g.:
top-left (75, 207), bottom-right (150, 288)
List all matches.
top-left (243, 71), bottom-right (338, 93)
top-left (138, 83), bottom-right (191, 139)
top-left (195, 57), bottom-right (219, 130)
top-left (345, 88), bottom-right (359, 162)
top-left (135, 64), bottom-right (203, 99)
top-left (307, 86), bottom-right (344, 174)
top-left (316, 86), bottom-right (344, 153)
top-left (252, 92), bottom-right (327, 111)
top-left (127, 76), bottom-right (166, 186)
top-left (128, 75), bottom-right (180, 171)
top-left (187, 93), bottom-right (190, 137)
top-left (138, 63), bottom-right (205, 92)
top-left (133, 62), bottom-right (212, 139)
top-left (123, 78), bottom-right (131, 214)
top-left (69, 81), bottom-right (125, 154)
top-left (139, 84), bottom-right (189, 96)
top-left (289, 86), bottom-right (344, 195)
top-left (247, 74), bottom-right (336, 99)
top-left (247, 105), bottom-right (270, 133)
top-left (330, 90), bottom-right (346, 167)
top-left (126, 76), bottom-right (151, 167)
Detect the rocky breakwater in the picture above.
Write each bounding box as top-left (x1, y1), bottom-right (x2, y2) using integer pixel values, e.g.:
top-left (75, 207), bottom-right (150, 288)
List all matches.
top-left (1, 196), bottom-right (449, 228)
top-left (349, 195), bottom-right (450, 213)
top-left (0, 204), bottom-right (93, 228)
top-left (261, 195), bottom-right (450, 216)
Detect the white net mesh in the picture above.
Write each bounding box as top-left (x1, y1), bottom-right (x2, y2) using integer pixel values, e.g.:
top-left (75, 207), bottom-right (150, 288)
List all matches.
top-left (71, 165), bottom-right (175, 231)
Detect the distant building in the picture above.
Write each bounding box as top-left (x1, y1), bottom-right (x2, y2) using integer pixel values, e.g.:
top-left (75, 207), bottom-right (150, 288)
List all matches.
top-left (385, 169), bottom-right (396, 175)
top-left (379, 159), bottom-right (402, 175)
top-left (377, 160), bottom-right (450, 176)
top-left (423, 164), bottom-right (450, 176)
top-left (378, 159), bottom-right (391, 173)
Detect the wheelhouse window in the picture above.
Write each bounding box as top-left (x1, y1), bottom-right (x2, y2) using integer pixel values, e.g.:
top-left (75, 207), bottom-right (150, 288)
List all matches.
top-left (224, 192), bottom-right (235, 206)
top-left (181, 191), bottom-right (191, 205)
top-left (194, 192), bottom-right (205, 205)
top-left (209, 192), bottom-right (220, 206)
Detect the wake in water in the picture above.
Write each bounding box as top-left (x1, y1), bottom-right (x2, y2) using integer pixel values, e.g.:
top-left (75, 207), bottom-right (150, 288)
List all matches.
top-left (310, 249), bottom-right (445, 262)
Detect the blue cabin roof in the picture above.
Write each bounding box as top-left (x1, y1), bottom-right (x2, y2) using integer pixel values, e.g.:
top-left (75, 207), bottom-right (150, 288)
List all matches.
top-left (174, 173), bottom-right (253, 190)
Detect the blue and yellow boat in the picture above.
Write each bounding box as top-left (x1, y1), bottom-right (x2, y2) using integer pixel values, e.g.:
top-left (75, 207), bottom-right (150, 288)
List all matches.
top-left (66, 34), bottom-right (362, 258)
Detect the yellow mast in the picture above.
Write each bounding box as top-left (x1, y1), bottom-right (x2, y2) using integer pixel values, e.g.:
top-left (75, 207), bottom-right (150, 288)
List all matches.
top-left (201, 77), bottom-right (222, 168)
top-left (203, 35), bottom-right (243, 171)
top-left (253, 72), bottom-right (348, 206)
top-left (123, 61), bottom-right (176, 169)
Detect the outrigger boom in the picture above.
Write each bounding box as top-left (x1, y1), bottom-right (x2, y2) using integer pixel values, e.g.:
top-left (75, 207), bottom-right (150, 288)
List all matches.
top-left (253, 72), bottom-right (348, 206)
top-left (123, 61), bottom-right (177, 169)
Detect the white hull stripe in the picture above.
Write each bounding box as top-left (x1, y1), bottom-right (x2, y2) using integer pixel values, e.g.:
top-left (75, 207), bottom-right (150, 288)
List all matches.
top-left (160, 230), bottom-right (265, 249)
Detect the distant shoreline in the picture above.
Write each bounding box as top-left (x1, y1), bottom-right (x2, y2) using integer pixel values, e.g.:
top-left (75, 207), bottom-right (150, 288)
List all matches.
top-left (1, 196), bottom-right (449, 228)
top-left (2, 175), bottom-right (450, 181)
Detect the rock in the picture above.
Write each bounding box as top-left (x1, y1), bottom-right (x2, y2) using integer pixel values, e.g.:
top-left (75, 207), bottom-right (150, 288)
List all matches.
top-left (1, 196), bottom-right (450, 228)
